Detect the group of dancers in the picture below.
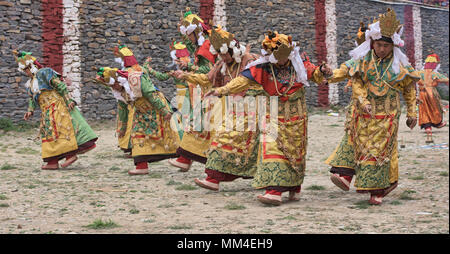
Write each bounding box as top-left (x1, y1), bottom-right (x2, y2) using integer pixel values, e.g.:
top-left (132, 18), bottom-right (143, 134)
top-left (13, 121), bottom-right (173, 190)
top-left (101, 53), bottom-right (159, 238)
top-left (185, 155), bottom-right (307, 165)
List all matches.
top-left (13, 8), bottom-right (448, 206)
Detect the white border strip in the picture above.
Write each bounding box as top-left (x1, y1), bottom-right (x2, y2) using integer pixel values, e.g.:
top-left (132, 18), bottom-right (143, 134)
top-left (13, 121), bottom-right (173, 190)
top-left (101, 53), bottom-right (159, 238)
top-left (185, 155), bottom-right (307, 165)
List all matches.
top-left (63, 0), bottom-right (82, 105)
top-left (412, 6), bottom-right (423, 70)
top-left (325, 0), bottom-right (339, 105)
top-left (213, 0), bottom-right (227, 30)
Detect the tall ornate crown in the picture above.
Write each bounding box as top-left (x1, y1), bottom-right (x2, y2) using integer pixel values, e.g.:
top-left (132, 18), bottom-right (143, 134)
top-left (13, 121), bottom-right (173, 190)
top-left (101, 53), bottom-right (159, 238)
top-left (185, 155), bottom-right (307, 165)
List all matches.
top-left (209, 25), bottom-right (234, 52)
top-left (262, 31), bottom-right (293, 61)
top-left (179, 7), bottom-right (204, 36)
top-left (379, 8), bottom-right (401, 38)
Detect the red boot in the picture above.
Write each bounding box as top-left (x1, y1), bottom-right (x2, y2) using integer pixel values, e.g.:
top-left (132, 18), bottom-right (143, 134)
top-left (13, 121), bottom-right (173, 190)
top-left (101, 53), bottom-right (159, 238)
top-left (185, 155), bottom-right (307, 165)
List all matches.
top-left (42, 159), bottom-right (59, 170)
top-left (194, 176), bottom-right (219, 191)
top-left (168, 156), bottom-right (192, 172)
top-left (61, 154), bottom-right (78, 168)
top-left (288, 186), bottom-right (301, 201)
top-left (128, 162), bottom-right (148, 175)
top-left (369, 194), bottom-right (383, 205)
top-left (437, 121), bottom-right (446, 128)
top-left (330, 173), bottom-right (352, 191)
top-left (257, 190), bottom-right (282, 206)
top-left (425, 127), bottom-right (434, 144)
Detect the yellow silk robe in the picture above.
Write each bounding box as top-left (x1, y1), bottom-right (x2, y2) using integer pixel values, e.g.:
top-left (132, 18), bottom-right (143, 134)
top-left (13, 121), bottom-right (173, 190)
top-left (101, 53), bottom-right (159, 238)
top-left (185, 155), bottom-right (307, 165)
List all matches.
top-left (214, 63), bottom-right (324, 189)
top-left (342, 50), bottom-right (419, 192)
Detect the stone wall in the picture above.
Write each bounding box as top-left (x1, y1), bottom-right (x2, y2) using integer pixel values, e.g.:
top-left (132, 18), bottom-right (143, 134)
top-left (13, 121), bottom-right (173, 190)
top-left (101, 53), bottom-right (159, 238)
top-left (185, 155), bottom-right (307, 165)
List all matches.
top-left (0, 0), bottom-right (448, 122)
top-left (0, 0), bottom-right (42, 121)
top-left (78, 0), bottom-right (201, 119)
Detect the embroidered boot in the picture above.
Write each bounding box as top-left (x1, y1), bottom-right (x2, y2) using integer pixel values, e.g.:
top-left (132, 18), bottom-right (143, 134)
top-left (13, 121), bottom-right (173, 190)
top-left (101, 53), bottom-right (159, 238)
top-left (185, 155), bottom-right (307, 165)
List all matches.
top-left (128, 161), bottom-right (149, 175)
top-left (168, 156), bottom-right (192, 172)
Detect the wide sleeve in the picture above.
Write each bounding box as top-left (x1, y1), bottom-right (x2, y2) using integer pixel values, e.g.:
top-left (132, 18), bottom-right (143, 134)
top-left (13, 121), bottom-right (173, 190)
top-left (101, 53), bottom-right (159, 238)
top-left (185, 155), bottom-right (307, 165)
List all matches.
top-left (432, 71), bottom-right (449, 86)
top-left (141, 75), bottom-right (171, 117)
top-left (148, 67), bottom-right (171, 82)
top-left (215, 76), bottom-right (256, 96)
top-left (327, 63), bottom-right (352, 83)
top-left (183, 73), bottom-right (211, 89)
top-left (399, 78), bottom-right (418, 118)
top-left (189, 55), bottom-right (212, 74)
top-left (117, 100), bottom-right (129, 134)
top-left (50, 77), bottom-right (75, 106)
top-left (27, 98), bottom-right (37, 112)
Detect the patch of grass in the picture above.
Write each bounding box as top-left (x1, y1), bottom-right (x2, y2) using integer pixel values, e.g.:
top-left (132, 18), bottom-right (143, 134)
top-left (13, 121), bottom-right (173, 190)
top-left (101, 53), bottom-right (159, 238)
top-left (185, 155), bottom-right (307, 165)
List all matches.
top-left (143, 219), bottom-right (155, 223)
top-left (224, 202), bottom-right (246, 210)
top-left (265, 219), bottom-right (275, 226)
top-left (15, 147), bottom-right (39, 155)
top-left (175, 184), bottom-right (197, 191)
top-left (390, 200), bottom-right (402, 205)
top-left (339, 224), bottom-right (362, 232)
top-left (399, 190), bottom-right (417, 200)
top-left (148, 173), bottom-right (162, 178)
top-left (0, 203), bottom-right (9, 208)
top-left (109, 166), bottom-right (121, 171)
top-left (0, 194), bottom-right (7, 200)
top-left (351, 200), bottom-right (371, 209)
top-left (0, 118), bottom-right (38, 132)
top-left (157, 204), bottom-right (174, 208)
top-left (84, 219), bottom-right (119, 230)
top-left (166, 180), bottom-right (182, 186)
top-left (306, 185), bottom-right (326, 191)
top-left (129, 209), bottom-right (140, 214)
top-left (1, 164), bottom-right (17, 170)
top-left (282, 215), bottom-right (296, 220)
top-left (327, 124), bottom-right (340, 127)
top-left (439, 171), bottom-right (448, 177)
top-left (168, 224), bottom-right (192, 230)
top-left (89, 201), bottom-right (105, 207)
top-left (409, 175), bottom-right (424, 180)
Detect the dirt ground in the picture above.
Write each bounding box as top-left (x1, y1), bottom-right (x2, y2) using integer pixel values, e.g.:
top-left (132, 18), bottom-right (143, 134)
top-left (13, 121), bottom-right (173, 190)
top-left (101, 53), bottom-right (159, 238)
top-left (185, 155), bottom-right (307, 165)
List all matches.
top-left (0, 106), bottom-right (448, 234)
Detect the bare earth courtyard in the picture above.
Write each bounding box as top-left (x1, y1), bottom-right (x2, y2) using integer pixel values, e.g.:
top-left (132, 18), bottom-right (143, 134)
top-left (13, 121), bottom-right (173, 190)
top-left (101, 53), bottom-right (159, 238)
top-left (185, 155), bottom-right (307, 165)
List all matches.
top-left (0, 107), bottom-right (448, 234)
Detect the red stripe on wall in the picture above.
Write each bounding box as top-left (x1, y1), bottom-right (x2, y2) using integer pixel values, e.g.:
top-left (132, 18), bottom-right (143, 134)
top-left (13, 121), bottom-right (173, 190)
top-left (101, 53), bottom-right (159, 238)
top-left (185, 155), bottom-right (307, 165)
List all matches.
top-left (314, 0), bottom-right (329, 107)
top-left (42, 0), bottom-right (64, 74)
top-left (199, 0), bottom-right (215, 27)
top-left (403, 5), bottom-right (416, 68)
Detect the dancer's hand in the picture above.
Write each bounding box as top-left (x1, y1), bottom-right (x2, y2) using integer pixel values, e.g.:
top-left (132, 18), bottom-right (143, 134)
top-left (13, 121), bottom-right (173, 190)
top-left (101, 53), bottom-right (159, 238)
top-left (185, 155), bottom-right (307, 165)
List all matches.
top-left (204, 89), bottom-right (220, 97)
top-left (164, 112), bottom-right (172, 121)
top-left (118, 130), bottom-right (126, 138)
top-left (363, 104), bottom-right (372, 115)
top-left (320, 64), bottom-right (333, 77)
top-left (171, 70), bottom-right (185, 79)
top-left (406, 117), bottom-right (417, 130)
top-left (68, 101), bottom-right (75, 111)
top-left (23, 111), bottom-right (33, 121)
top-left (176, 59), bottom-right (188, 69)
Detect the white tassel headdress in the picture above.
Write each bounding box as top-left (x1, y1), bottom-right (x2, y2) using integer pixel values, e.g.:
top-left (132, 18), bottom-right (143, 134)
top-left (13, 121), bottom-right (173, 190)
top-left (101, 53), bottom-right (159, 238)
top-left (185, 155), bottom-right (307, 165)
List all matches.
top-left (349, 9), bottom-right (409, 74)
top-left (245, 38), bottom-right (309, 85)
top-left (208, 25), bottom-right (246, 63)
